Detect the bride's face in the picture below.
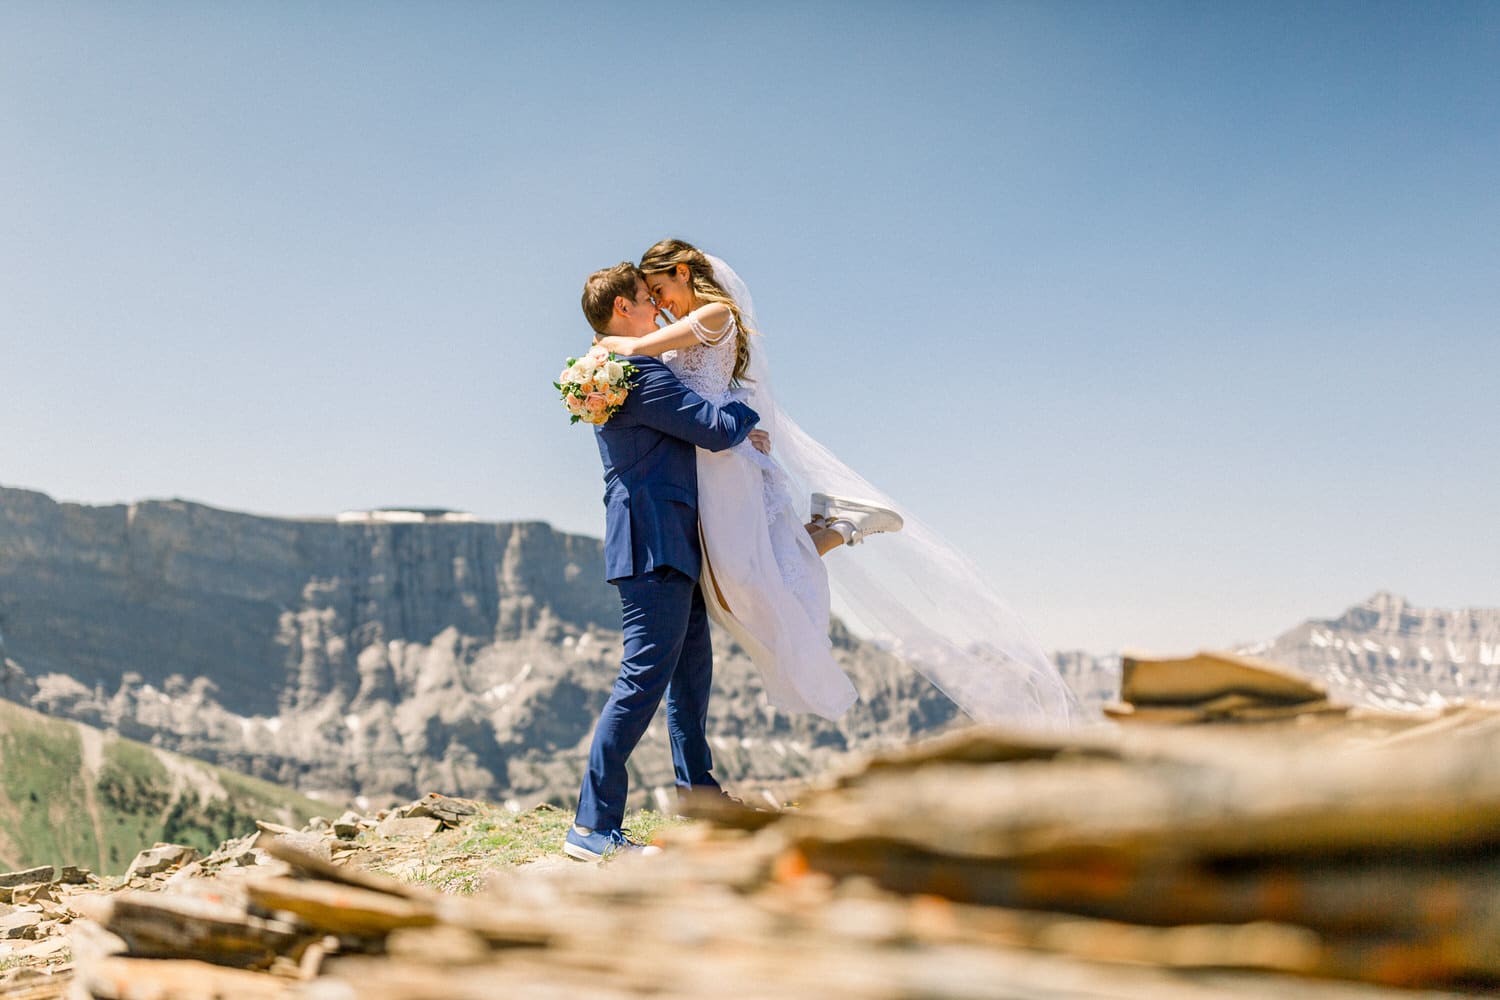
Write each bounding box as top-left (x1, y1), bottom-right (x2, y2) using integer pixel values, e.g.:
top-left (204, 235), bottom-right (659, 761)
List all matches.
top-left (645, 265), bottom-right (695, 319)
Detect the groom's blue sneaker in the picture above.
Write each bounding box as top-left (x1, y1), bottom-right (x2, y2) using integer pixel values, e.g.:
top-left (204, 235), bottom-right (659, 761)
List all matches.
top-left (563, 825), bottom-right (660, 863)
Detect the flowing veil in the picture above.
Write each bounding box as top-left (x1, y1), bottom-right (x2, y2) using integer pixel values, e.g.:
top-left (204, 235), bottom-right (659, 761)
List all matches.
top-left (708, 254), bottom-right (1082, 728)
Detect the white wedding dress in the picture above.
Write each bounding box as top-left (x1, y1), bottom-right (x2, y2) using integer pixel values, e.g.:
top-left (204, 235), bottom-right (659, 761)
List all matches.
top-left (666, 310), bottom-right (860, 720)
top-left (678, 255), bottom-right (1082, 730)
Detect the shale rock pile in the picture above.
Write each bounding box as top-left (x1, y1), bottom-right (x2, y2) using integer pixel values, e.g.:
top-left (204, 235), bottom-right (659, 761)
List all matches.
top-left (0, 863), bottom-right (92, 995)
top-left (0, 794), bottom-right (485, 999)
top-left (5, 653), bottom-right (1499, 999)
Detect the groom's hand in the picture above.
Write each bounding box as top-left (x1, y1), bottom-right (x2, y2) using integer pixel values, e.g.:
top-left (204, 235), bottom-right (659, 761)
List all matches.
top-left (748, 430), bottom-right (771, 455)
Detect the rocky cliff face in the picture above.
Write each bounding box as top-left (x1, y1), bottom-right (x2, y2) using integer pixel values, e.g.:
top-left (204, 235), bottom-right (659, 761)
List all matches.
top-left (1247, 591), bottom-right (1500, 709)
top-left (0, 487), bottom-right (955, 809)
top-left (1052, 593), bottom-right (1500, 715)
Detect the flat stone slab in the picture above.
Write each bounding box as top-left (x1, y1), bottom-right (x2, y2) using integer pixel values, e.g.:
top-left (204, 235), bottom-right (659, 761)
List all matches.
top-left (377, 816), bottom-right (442, 840)
top-left (7, 883), bottom-right (55, 905)
top-left (125, 844), bottom-right (198, 879)
top-left (1120, 650), bottom-right (1327, 706)
top-left (332, 811), bottom-right (364, 839)
top-left (80, 956), bottom-right (293, 999)
top-left (0, 911), bottom-right (41, 940)
top-left (252, 828), bottom-right (333, 861)
top-left (404, 794), bottom-right (480, 827)
top-left (15, 935), bottom-right (71, 961)
top-left (0, 868), bottom-right (54, 889)
top-left (75, 891), bottom-right (303, 965)
top-left (246, 877), bottom-right (437, 936)
top-left (56, 865), bottom-right (90, 885)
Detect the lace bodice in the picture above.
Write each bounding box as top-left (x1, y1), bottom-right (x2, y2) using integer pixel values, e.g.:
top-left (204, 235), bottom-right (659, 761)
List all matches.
top-left (664, 308), bottom-right (737, 401)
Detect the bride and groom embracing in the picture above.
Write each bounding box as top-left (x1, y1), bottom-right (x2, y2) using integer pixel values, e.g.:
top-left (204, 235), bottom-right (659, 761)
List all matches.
top-left (564, 240), bottom-right (1078, 862)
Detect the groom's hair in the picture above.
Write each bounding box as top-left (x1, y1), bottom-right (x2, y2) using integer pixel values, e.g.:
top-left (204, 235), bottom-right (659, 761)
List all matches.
top-left (581, 262), bottom-right (644, 337)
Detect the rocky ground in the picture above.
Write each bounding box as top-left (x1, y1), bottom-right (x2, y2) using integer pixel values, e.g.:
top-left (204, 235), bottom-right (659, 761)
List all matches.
top-left (4, 650), bottom-right (1500, 999)
top-left (0, 792), bottom-right (665, 997)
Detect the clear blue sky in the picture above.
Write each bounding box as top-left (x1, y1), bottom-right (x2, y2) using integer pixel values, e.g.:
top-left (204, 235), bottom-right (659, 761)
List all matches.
top-left (3, 2), bottom-right (1496, 654)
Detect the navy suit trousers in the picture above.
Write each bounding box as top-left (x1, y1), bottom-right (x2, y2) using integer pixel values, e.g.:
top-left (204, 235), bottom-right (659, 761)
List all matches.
top-left (574, 566), bottom-right (720, 832)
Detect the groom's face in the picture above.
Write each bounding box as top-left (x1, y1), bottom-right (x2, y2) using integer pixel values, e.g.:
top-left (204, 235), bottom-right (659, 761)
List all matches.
top-left (620, 279), bottom-right (659, 336)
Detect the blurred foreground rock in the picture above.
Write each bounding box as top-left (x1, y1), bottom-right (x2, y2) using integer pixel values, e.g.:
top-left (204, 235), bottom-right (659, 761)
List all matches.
top-left (4, 654), bottom-right (1500, 998)
top-left (0, 794), bottom-right (480, 998)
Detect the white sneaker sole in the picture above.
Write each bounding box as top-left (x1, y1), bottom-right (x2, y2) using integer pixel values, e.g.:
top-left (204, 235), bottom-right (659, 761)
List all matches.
top-left (811, 493), bottom-right (904, 538)
top-left (563, 841), bottom-right (604, 863)
top-left (563, 840), bottom-right (660, 862)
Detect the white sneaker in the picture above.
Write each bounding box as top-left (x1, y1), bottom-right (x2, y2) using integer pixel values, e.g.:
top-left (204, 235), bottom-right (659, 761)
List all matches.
top-left (810, 493), bottom-right (904, 545)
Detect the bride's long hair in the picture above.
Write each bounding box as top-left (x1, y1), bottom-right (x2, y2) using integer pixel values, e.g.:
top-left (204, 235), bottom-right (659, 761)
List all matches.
top-left (639, 239), bottom-right (754, 382)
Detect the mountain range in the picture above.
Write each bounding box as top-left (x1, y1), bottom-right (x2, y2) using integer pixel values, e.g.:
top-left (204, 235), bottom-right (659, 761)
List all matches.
top-left (2, 484), bottom-right (1494, 813)
top-left (0, 486), bottom-right (954, 813)
top-left (1246, 590), bottom-right (1500, 709)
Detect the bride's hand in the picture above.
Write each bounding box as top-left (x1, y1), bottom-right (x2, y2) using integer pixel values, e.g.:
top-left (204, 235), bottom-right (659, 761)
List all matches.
top-left (749, 430), bottom-right (771, 455)
top-left (596, 335), bottom-right (634, 355)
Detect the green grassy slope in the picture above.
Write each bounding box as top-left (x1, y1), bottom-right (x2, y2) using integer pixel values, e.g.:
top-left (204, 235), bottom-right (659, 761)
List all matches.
top-left (0, 698), bottom-right (328, 874)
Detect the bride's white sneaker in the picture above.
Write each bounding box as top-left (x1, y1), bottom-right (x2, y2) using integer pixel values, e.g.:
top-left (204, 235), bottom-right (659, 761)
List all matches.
top-left (811, 493), bottom-right (904, 545)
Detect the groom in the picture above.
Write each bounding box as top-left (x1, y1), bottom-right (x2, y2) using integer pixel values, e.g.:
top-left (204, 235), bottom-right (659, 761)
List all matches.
top-left (564, 262), bottom-right (760, 862)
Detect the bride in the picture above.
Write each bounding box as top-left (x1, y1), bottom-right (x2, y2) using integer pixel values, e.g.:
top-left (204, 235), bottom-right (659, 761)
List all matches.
top-left (598, 239), bottom-right (1079, 728)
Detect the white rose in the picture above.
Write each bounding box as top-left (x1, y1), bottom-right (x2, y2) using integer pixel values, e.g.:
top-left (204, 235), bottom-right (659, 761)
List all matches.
top-left (603, 360), bottom-right (624, 382)
top-left (593, 371), bottom-right (611, 388)
top-left (576, 355), bottom-right (599, 377)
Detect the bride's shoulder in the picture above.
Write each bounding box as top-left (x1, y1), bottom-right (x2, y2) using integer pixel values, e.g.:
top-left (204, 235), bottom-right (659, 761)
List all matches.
top-left (689, 302), bottom-right (734, 332)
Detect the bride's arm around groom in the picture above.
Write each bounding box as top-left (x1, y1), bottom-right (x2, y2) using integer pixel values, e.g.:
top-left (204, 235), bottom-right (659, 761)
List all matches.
top-left (616, 355), bottom-right (759, 451)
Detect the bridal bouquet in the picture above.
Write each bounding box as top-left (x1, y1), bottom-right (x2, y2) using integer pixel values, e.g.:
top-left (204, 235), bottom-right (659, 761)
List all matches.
top-left (555, 346), bottom-right (637, 425)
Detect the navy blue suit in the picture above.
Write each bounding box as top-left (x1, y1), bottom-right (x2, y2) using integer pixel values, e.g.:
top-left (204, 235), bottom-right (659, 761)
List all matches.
top-left (575, 356), bottom-right (759, 833)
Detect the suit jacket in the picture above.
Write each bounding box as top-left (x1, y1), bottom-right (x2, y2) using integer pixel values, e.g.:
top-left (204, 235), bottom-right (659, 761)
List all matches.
top-left (594, 356), bottom-right (758, 584)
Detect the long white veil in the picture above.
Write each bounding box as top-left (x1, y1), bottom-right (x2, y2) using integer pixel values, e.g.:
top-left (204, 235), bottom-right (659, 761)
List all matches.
top-left (708, 255), bottom-right (1082, 728)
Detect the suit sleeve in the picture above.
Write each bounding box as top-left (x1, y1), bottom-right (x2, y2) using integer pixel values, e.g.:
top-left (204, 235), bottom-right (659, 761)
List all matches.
top-left (629, 362), bottom-right (759, 452)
